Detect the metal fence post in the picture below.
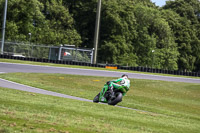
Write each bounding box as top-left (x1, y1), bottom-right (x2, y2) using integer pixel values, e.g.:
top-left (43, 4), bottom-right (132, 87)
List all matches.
top-left (1, 0), bottom-right (8, 54)
top-left (58, 46), bottom-right (62, 60)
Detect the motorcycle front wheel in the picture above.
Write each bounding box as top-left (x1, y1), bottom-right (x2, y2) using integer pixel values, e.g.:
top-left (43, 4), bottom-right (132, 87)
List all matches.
top-left (108, 92), bottom-right (122, 105)
top-left (93, 93), bottom-right (100, 103)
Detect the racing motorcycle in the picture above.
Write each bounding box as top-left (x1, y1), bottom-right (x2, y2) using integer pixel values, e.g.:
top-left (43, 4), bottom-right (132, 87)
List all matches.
top-left (93, 82), bottom-right (126, 105)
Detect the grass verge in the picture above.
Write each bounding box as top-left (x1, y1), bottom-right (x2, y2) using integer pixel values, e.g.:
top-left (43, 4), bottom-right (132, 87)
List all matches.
top-left (0, 73), bottom-right (200, 132)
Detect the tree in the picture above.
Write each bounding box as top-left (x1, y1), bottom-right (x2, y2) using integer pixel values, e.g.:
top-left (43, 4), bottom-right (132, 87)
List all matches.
top-left (163, 0), bottom-right (200, 71)
top-left (62, 0), bottom-right (98, 48)
top-left (133, 0), bottom-right (157, 7)
top-left (0, 0), bottom-right (82, 46)
top-left (99, 0), bottom-right (137, 65)
top-left (133, 4), bottom-right (179, 70)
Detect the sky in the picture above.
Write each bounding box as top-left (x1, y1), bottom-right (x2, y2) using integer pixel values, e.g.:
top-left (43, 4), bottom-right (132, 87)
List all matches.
top-left (151, 0), bottom-right (167, 7)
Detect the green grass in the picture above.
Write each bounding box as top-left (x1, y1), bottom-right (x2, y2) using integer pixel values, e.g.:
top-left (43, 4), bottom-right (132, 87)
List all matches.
top-left (0, 58), bottom-right (199, 79)
top-left (0, 73), bottom-right (200, 133)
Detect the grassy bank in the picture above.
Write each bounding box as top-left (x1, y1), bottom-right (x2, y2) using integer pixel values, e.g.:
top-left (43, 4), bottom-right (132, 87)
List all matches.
top-left (0, 73), bottom-right (200, 132)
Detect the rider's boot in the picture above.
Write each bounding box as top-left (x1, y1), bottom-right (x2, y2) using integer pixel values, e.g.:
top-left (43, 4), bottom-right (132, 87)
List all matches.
top-left (111, 91), bottom-right (115, 99)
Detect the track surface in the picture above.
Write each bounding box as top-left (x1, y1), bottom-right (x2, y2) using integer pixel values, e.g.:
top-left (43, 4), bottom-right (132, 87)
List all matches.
top-left (0, 62), bottom-right (200, 83)
top-left (0, 78), bottom-right (91, 102)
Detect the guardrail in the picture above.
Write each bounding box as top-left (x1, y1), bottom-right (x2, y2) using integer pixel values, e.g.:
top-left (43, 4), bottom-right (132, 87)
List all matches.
top-left (0, 54), bottom-right (199, 77)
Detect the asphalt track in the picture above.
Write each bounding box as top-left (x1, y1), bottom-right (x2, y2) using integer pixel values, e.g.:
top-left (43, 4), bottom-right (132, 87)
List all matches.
top-left (0, 62), bottom-right (200, 83)
top-left (0, 62), bottom-right (200, 113)
top-left (0, 78), bottom-right (91, 102)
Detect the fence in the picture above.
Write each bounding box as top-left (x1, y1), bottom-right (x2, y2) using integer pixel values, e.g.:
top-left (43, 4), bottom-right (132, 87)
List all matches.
top-left (0, 41), bottom-right (94, 63)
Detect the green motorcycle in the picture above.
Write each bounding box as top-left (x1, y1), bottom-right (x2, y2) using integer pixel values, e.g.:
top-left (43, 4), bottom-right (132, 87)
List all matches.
top-left (93, 82), bottom-right (128, 105)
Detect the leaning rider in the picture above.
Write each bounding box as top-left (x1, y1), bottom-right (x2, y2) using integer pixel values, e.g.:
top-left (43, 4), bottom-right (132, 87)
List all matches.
top-left (107, 74), bottom-right (130, 97)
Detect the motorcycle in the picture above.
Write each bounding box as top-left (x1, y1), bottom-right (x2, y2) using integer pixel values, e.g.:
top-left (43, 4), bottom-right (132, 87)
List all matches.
top-left (93, 82), bottom-right (126, 105)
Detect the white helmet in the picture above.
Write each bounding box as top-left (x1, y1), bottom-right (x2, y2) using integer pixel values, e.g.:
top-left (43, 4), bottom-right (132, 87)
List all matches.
top-left (121, 74), bottom-right (128, 79)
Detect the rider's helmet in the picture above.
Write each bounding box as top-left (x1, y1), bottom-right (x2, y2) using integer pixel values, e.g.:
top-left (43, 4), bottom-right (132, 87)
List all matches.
top-left (121, 74), bottom-right (128, 79)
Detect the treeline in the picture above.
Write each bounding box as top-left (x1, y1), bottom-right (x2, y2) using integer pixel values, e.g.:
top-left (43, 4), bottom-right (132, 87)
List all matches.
top-left (0, 0), bottom-right (200, 71)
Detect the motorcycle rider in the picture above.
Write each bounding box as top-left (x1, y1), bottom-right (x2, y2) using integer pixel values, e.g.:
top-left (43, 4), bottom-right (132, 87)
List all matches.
top-left (107, 74), bottom-right (130, 98)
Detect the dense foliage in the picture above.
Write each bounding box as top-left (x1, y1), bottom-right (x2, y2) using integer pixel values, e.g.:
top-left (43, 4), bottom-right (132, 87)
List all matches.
top-left (0, 0), bottom-right (200, 71)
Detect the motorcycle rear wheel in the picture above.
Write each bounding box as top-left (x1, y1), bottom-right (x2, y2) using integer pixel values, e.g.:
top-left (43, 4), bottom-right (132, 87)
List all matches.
top-left (108, 92), bottom-right (122, 105)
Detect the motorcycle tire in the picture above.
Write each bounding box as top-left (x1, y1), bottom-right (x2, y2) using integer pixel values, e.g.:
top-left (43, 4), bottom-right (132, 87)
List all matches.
top-left (108, 92), bottom-right (122, 105)
top-left (93, 93), bottom-right (100, 103)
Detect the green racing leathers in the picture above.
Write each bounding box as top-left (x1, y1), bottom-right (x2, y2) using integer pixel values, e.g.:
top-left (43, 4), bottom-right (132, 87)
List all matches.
top-left (108, 77), bottom-right (130, 96)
